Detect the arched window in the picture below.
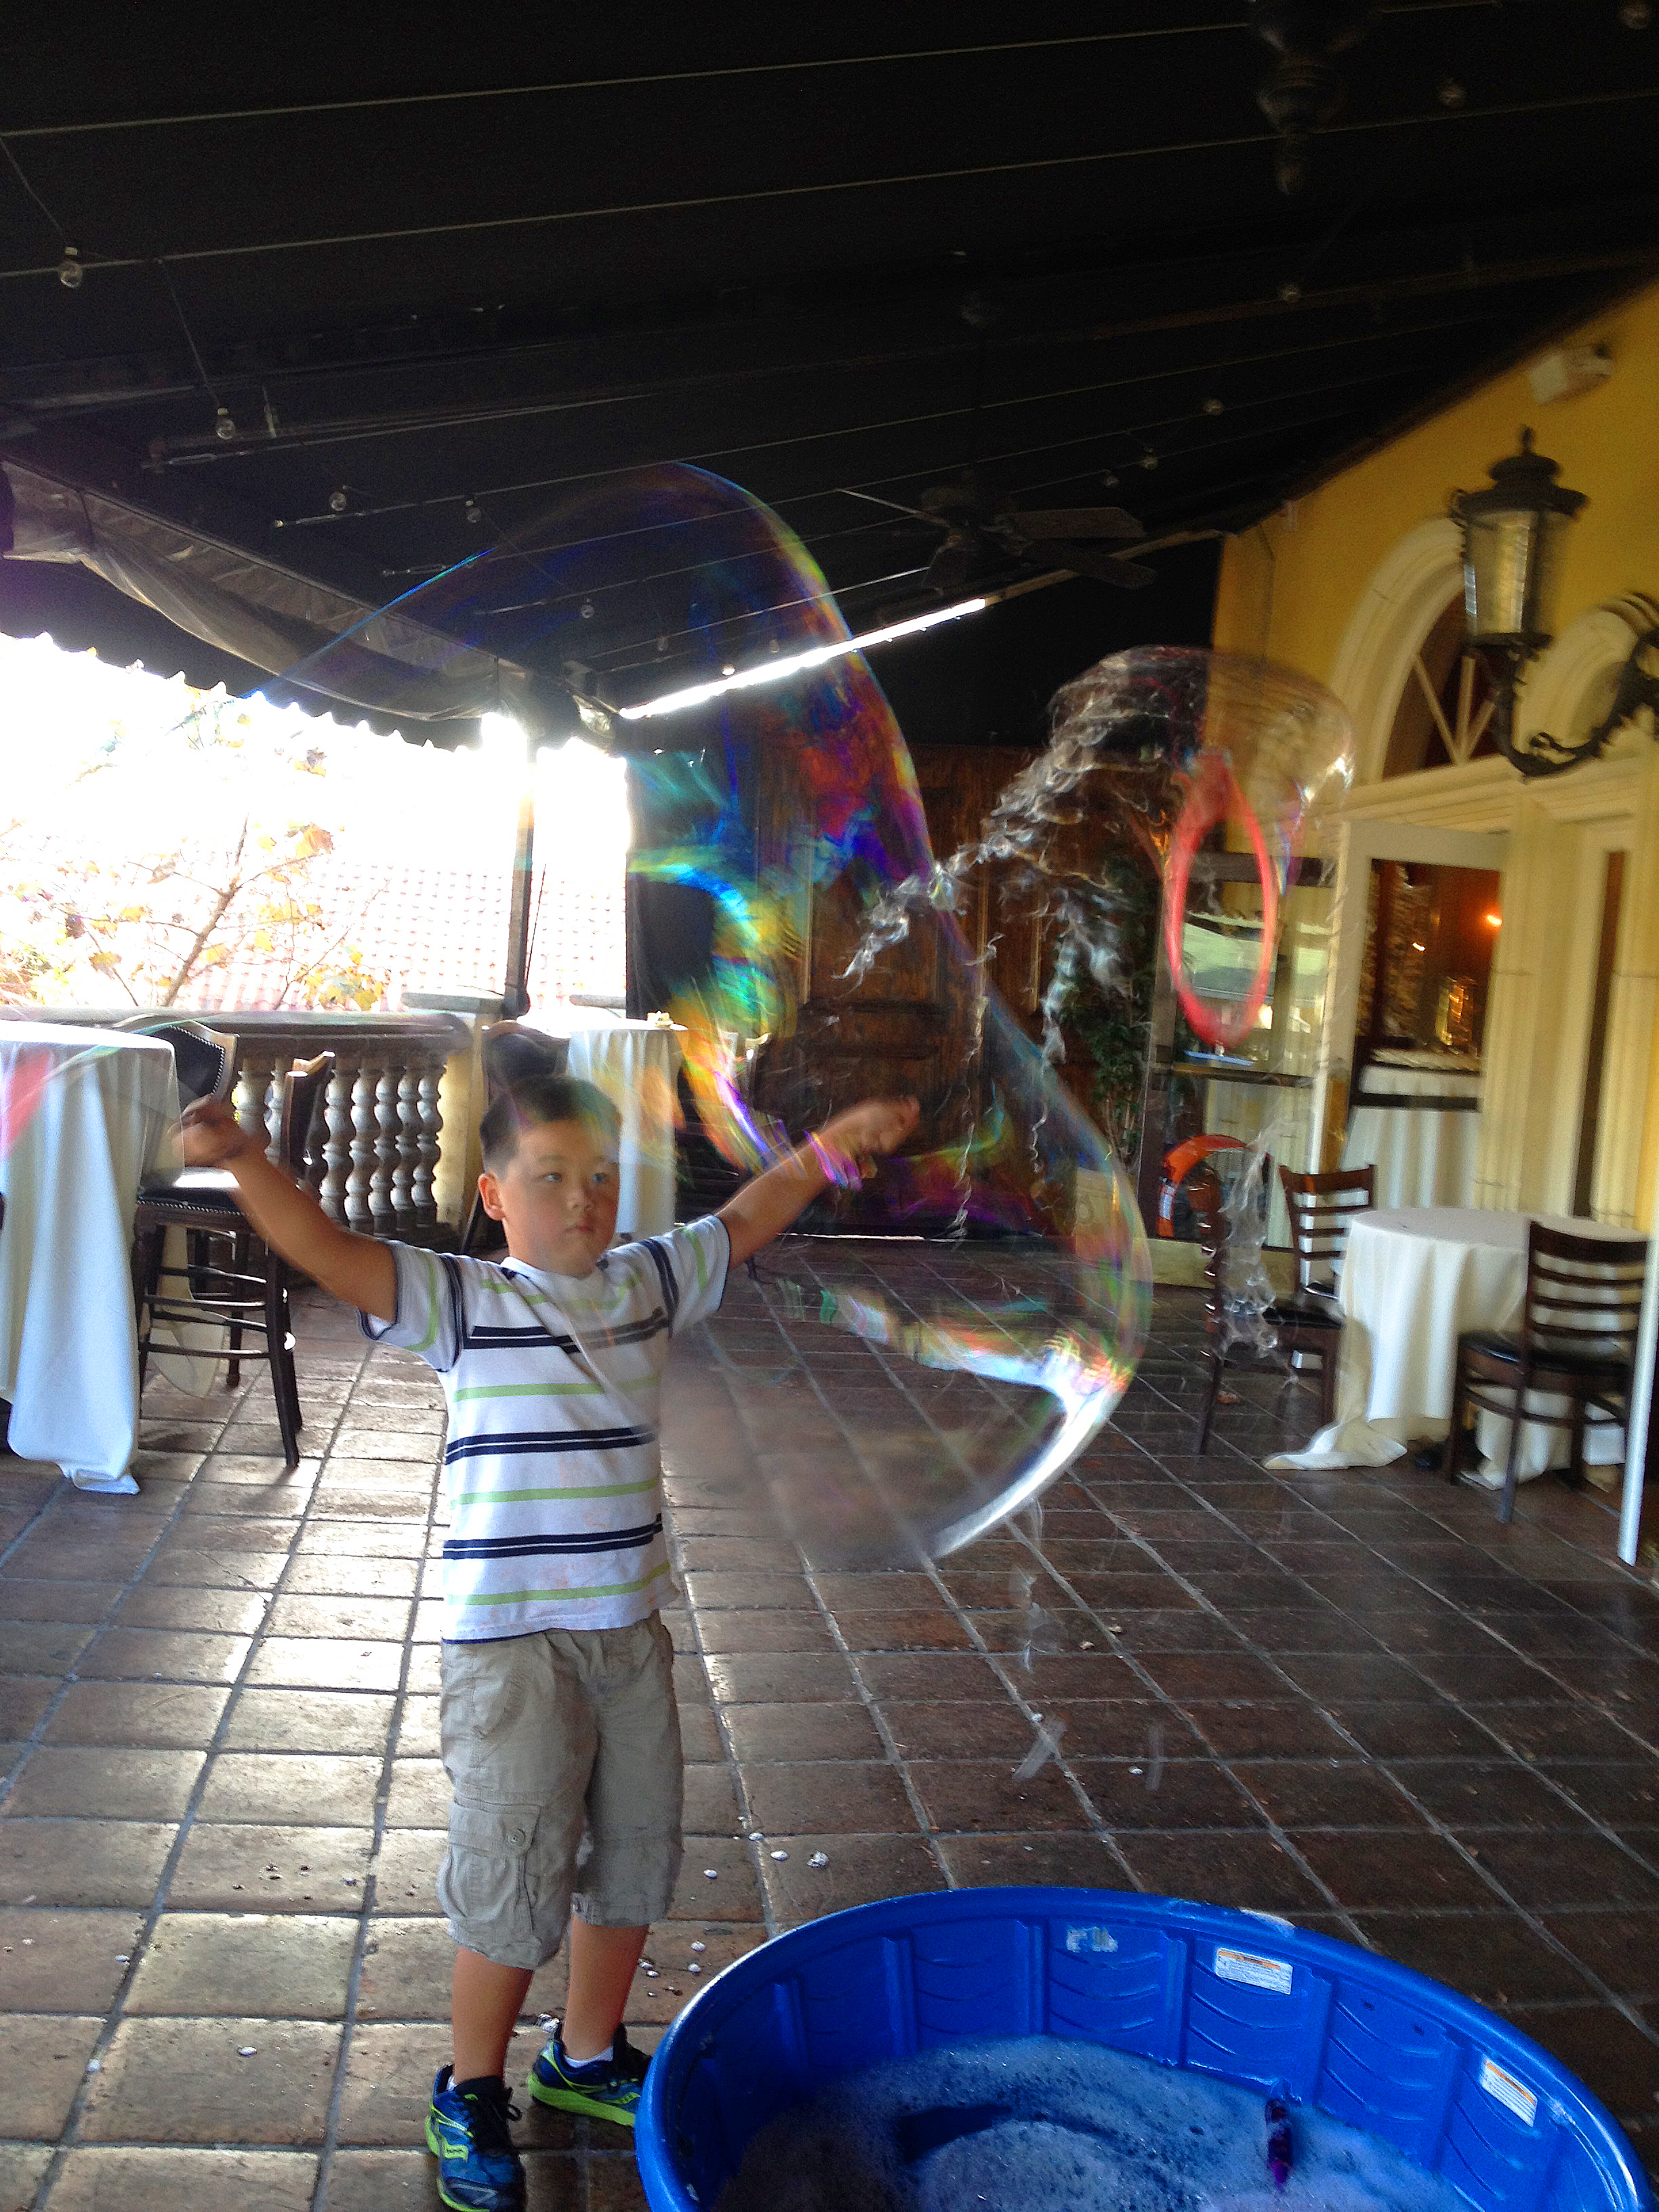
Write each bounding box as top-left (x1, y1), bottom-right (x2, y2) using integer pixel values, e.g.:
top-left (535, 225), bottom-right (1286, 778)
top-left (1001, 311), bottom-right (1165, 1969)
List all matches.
top-left (1380, 595), bottom-right (1497, 777)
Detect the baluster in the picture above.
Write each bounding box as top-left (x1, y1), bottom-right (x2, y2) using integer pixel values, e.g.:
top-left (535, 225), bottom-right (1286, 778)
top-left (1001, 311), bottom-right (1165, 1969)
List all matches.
top-left (371, 1066), bottom-right (399, 1236)
top-left (346, 1061), bottom-right (377, 1231)
top-left (232, 1054), bottom-right (272, 1147)
top-left (298, 1067), bottom-right (328, 1197)
top-left (415, 1052), bottom-right (443, 1233)
top-left (320, 1054), bottom-right (355, 1223)
top-left (264, 1061), bottom-right (285, 1164)
top-left (393, 1065), bottom-right (419, 1234)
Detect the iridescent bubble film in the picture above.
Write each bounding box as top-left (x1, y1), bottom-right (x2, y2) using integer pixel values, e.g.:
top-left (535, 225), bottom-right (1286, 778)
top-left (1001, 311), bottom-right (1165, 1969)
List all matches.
top-left (1040, 647), bottom-right (1352, 1047)
top-left (289, 464), bottom-right (1153, 1561)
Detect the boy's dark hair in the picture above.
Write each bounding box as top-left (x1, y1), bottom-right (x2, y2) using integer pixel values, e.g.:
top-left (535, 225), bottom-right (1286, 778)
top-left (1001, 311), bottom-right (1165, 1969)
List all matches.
top-left (479, 1076), bottom-right (621, 1174)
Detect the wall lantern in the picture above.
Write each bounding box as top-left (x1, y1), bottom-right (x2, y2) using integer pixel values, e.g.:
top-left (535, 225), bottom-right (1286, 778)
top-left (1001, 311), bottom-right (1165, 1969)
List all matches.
top-left (1452, 428), bottom-right (1659, 777)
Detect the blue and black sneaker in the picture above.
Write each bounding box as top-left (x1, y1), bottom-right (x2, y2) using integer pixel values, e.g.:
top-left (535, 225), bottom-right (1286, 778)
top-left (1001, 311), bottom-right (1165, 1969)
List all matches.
top-left (527, 2021), bottom-right (649, 2127)
top-left (425, 2066), bottom-right (526, 2212)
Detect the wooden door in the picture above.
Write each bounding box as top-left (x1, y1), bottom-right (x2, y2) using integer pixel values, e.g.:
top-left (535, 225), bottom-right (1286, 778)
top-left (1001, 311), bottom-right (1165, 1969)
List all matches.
top-left (750, 740), bottom-right (1044, 1205)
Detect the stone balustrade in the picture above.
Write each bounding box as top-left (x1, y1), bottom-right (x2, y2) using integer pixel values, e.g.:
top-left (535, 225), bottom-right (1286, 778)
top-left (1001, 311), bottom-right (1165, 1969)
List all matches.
top-left (10, 1007), bottom-right (478, 1245)
top-left (223, 1013), bottom-right (470, 1241)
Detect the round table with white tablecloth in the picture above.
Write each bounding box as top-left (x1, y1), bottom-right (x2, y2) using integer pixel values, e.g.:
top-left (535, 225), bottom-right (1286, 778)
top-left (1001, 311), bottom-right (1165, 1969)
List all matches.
top-left (562, 1020), bottom-right (684, 1240)
top-left (1340, 1055), bottom-right (1483, 1209)
top-left (1265, 1205), bottom-right (1643, 1485)
top-left (0, 1024), bottom-right (180, 1492)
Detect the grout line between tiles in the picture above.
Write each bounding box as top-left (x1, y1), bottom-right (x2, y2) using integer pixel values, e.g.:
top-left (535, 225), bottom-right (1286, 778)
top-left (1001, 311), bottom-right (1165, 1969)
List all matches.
top-left (27, 1344), bottom-right (361, 2209)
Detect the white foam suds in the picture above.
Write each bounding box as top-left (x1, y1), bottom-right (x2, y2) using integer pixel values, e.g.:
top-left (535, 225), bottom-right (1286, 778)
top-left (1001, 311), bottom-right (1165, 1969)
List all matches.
top-left (712, 2034), bottom-right (1467, 2212)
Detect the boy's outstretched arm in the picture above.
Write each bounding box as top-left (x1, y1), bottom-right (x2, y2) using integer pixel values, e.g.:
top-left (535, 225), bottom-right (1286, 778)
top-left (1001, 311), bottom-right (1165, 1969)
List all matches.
top-left (717, 1097), bottom-right (919, 1269)
top-left (178, 1099), bottom-right (398, 1322)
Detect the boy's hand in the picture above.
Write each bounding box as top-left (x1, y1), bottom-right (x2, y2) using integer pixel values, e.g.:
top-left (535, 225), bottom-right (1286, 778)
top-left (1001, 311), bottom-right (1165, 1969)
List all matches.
top-left (717, 1095), bottom-right (920, 1269)
top-left (817, 1096), bottom-right (920, 1168)
top-left (179, 1098), bottom-right (264, 1169)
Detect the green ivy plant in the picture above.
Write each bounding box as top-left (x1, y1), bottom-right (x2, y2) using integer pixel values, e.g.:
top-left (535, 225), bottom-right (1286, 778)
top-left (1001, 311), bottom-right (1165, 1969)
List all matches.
top-left (1046, 857), bottom-right (1158, 1163)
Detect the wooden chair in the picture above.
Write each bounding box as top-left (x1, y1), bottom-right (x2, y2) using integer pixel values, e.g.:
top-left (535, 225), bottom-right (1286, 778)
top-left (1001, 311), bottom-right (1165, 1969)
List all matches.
top-left (1447, 1220), bottom-right (1647, 1523)
top-left (131, 1053), bottom-right (333, 1469)
top-left (110, 1015), bottom-right (236, 1107)
top-left (1190, 1162), bottom-right (1347, 1452)
top-left (1278, 1165), bottom-right (1374, 1303)
top-left (459, 1022), bottom-right (570, 1254)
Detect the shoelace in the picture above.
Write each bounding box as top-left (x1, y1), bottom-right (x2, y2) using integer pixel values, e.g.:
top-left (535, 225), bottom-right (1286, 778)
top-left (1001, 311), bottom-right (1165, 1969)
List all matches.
top-left (457, 2085), bottom-right (521, 2156)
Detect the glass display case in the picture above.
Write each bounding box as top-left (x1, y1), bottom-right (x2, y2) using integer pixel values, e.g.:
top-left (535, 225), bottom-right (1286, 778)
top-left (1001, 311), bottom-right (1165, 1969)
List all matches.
top-left (1134, 854), bottom-right (1336, 1248)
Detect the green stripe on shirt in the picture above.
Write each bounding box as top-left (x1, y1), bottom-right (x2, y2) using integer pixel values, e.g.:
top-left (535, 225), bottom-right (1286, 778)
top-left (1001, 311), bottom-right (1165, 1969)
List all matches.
top-left (409, 1250), bottom-right (445, 1355)
top-left (452, 1382), bottom-right (602, 1401)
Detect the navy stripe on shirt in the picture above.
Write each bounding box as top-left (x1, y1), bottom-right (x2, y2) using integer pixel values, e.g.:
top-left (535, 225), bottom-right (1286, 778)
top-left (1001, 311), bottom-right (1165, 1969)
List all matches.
top-left (464, 1322), bottom-right (581, 1352)
top-left (437, 1252), bottom-right (466, 1357)
top-left (641, 1237), bottom-right (678, 1330)
top-left (443, 1516), bottom-right (663, 1561)
top-left (443, 1424), bottom-right (655, 1465)
top-left (462, 1315), bottom-right (666, 1355)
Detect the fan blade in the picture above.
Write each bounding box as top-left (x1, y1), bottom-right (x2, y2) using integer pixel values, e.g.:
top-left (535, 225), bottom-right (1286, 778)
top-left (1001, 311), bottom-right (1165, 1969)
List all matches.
top-left (924, 533), bottom-right (981, 595)
top-left (1008, 506), bottom-right (1145, 541)
top-left (1045, 540), bottom-right (1158, 588)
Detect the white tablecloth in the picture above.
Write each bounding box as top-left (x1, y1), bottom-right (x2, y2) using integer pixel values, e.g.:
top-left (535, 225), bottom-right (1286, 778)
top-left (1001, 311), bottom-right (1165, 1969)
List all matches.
top-left (0, 1025), bottom-right (180, 1492)
top-left (564, 1023), bottom-right (682, 1241)
top-left (1341, 1062), bottom-right (1483, 1208)
top-left (1267, 1205), bottom-right (1641, 1484)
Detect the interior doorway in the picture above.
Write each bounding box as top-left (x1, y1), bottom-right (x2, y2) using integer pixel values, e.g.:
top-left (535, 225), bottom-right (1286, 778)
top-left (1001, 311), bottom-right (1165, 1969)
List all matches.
top-left (1313, 820), bottom-right (1510, 1176)
top-left (1353, 859), bottom-right (1503, 1061)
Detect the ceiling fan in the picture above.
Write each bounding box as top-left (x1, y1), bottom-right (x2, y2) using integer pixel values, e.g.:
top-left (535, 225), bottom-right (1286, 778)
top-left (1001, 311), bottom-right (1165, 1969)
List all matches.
top-left (844, 472), bottom-right (1156, 595)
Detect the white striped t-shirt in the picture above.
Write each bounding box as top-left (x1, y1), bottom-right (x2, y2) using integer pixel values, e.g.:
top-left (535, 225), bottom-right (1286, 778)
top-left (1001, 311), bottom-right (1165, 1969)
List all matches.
top-left (361, 1218), bottom-right (729, 1641)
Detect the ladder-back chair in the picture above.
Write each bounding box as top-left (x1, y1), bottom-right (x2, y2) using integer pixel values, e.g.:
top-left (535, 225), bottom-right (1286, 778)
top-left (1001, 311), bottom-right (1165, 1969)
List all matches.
top-left (1190, 1162), bottom-right (1349, 1450)
top-left (132, 1052), bottom-right (333, 1469)
top-left (1448, 1219), bottom-right (1647, 1523)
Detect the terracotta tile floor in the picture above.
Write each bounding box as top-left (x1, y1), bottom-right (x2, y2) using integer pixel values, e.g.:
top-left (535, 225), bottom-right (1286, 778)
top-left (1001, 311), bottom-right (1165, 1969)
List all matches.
top-left (0, 1258), bottom-right (1656, 2207)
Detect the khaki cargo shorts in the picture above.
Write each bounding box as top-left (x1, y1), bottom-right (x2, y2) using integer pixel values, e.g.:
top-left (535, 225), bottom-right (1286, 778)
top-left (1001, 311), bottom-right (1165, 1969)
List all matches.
top-left (437, 1613), bottom-right (683, 1969)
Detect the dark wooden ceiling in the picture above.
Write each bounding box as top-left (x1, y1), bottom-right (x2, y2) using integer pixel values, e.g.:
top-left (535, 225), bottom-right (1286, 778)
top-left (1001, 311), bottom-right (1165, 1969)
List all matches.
top-left (1, 1), bottom-right (1656, 709)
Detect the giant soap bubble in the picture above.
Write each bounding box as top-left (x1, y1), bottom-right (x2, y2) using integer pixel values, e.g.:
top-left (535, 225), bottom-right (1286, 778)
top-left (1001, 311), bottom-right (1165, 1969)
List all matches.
top-left (935, 646), bottom-right (1353, 1057)
top-left (280, 467), bottom-right (1336, 1561)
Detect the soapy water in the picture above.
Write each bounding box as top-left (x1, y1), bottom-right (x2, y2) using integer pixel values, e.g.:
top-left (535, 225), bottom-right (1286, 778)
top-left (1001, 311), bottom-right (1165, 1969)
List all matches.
top-left (712, 2032), bottom-right (1469, 2212)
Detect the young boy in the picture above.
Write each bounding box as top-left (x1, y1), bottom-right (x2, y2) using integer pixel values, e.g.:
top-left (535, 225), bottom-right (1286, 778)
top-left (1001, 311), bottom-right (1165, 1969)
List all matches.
top-left (181, 1072), bottom-right (918, 2212)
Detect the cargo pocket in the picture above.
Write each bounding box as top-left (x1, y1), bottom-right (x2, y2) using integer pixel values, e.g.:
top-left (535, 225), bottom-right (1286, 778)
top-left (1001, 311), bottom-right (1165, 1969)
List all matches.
top-left (436, 1799), bottom-right (541, 1963)
top-left (438, 1643), bottom-right (531, 1775)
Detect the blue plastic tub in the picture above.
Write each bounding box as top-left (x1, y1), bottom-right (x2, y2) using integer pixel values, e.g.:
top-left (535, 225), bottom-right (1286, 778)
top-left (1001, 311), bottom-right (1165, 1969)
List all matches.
top-left (637, 1887), bottom-right (1653, 2212)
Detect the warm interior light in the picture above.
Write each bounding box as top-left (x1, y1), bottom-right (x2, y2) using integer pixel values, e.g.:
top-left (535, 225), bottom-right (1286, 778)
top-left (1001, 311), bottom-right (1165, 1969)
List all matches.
top-left (617, 595), bottom-right (989, 722)
top-left (1483, 910), bottom-right (1502, 928)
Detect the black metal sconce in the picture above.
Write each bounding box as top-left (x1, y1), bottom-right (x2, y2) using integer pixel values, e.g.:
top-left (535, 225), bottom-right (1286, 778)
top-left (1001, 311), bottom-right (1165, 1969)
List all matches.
top-left (1452, 429), bottom-right (1659, 778)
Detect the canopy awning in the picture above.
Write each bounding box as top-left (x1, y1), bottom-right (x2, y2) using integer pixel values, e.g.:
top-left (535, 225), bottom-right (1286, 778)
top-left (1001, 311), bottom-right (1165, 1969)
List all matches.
top-left (0, 455), bottom-right (600, 744)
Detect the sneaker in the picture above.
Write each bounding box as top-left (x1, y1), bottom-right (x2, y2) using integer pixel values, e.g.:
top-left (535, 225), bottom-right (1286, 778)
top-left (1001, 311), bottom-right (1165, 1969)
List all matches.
top-left (527, 2021), bottom-right (649, 2127)
top-left (425, 2066), bottom-right (526, 2212)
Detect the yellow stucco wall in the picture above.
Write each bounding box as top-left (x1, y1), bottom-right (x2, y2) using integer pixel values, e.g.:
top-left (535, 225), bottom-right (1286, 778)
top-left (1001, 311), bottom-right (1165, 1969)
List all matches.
top-left (1210, 274), bottom-right (1659, 1223)
top-left (1213, 278), bottom-right (1659, 676)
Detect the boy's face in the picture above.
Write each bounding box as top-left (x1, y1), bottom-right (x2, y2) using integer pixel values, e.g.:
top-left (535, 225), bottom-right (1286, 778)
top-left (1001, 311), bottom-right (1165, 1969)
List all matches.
top-left (478, 1115), bottom-right (621, 1275)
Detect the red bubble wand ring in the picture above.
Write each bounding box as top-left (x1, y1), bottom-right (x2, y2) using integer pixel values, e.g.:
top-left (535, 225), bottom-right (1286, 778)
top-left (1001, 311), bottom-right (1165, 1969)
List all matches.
top-left (1161, 752), bottom-right (1279, 1049)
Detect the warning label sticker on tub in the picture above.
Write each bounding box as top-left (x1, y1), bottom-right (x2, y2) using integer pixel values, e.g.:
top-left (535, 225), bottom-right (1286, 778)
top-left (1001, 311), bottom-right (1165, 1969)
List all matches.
top-left (1212, 1946), bottom-right (1294, 1994)
top-left (1479, 2058), bottom-right (1538, 2127)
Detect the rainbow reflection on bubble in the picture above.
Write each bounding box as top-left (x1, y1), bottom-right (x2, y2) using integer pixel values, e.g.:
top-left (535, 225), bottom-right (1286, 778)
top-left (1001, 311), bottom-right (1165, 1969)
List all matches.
top-left (279, 462), bottom-right (1154, 1561)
